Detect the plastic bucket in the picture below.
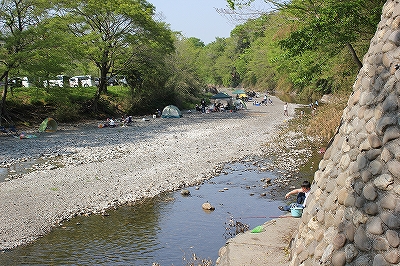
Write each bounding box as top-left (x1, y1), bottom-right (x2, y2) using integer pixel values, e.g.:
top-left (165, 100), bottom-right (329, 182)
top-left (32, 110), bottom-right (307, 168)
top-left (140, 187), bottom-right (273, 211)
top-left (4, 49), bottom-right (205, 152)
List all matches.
top-left (290, 207), bottom-right (303, 217)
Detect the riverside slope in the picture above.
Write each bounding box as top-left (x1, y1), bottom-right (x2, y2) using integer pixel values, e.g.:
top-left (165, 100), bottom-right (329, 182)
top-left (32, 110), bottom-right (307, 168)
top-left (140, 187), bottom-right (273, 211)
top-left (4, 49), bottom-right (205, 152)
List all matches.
top-left (0, 96), bottom-right (295, 251)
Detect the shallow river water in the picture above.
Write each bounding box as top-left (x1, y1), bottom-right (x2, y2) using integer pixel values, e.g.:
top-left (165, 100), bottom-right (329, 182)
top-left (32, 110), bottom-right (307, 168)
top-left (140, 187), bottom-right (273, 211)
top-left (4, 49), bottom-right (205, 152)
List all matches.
top-left (0, 159), bottom-right (315, 266)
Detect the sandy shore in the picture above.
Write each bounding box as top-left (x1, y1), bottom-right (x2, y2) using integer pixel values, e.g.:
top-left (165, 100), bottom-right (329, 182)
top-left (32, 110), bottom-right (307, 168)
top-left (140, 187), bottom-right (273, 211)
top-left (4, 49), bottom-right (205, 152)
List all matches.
top-left (0, 96), bottom-right (298, 250)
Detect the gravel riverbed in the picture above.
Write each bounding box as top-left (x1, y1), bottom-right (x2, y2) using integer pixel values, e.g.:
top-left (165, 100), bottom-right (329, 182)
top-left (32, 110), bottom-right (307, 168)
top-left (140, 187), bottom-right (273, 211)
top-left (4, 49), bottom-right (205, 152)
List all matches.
top-left (0, 97), bottom-right (308, 250)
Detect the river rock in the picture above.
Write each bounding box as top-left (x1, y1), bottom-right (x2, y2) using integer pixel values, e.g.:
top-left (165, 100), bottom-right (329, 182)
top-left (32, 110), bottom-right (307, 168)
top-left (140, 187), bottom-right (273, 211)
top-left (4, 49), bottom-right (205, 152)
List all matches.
top-left (180, 189), bottom-right (190, 196)
top-left (202, 202), bottom-right (215, 211)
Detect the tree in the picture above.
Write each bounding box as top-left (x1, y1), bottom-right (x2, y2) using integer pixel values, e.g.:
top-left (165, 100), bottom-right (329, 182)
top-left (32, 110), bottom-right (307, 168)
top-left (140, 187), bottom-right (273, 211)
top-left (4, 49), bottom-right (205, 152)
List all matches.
top-left (0, 0), bottom-right (54, 125)
top-left (23, 16), bottom-right (83, 88)
top-left (197, 37), bottom-right (242, 87)
top-left (161, 37), bottom-right (206, 109)
top-left (227, 0), bottom-right (385, 70)
top-left (57, 0), bottom-right (174, 111)
top-left (197, 37), bottom-right (228, 86)
top-left (121, 34), bottom-right (175, 114)
top-left (224, 0), bottom-right (385, 97)
top-left (279, 0), bottom-right (385, 69)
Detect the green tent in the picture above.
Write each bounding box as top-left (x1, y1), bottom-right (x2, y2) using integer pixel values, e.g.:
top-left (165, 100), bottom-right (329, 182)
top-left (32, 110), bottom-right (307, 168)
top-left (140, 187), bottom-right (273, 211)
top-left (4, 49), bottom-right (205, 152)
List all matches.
top-left (162, 105), bottom-right (182, 118)
top-left (210, 92), bottom-right (232, 99)
top-left (39, 118), bottom-right (58, 132)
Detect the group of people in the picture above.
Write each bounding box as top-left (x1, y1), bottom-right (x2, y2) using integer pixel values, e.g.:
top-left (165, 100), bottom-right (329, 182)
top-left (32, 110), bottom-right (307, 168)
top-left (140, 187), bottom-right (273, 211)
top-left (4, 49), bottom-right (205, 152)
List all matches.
top-left (212, 102), bottom-right (224, 112)
top-left (195, 99), bottom-right (233, 113)
top-left (97, 118), bottom-right (117, 128)
top-left (98, 115), bottom-right (133, 128)
top-left (262, 94), bottom-right (273, 105)
top-left (194, 98), bottom-right (208, 113)
top-left (253, 94), bottom-right (273, 106)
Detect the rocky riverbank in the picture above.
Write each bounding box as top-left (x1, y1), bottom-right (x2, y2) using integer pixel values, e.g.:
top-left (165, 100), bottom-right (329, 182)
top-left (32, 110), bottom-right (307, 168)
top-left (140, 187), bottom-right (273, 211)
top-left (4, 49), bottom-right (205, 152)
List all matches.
top-left (0, 96), bottom-right (318, 251)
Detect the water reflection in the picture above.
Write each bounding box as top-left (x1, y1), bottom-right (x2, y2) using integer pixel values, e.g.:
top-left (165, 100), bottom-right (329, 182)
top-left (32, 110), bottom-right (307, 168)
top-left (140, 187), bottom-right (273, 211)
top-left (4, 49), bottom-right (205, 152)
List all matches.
top-left (0, 162), bottom-right (289, 265)
top-left (0, 168), bottom-right (6, 182)
top-left (0, 158), bottom-right (51, 182)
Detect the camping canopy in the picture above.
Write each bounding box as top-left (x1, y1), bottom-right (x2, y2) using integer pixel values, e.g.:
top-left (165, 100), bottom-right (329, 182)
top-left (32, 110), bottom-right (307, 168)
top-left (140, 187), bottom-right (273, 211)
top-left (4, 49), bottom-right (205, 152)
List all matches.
top-left (232, 89), bottom-right (246, 94)
top-left (232, 89), bottom-right (247, 99)
top-left (39, 117), bottom-right (58, 132)
top-left (162, 105), bottom-right (182, 118)
top-left (210, 92), bottom-right (232, 99)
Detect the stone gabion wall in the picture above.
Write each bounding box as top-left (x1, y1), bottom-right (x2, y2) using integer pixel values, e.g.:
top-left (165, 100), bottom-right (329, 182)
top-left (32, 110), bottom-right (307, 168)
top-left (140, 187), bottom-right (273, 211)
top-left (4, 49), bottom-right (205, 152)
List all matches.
top-left (290, 1), bottom-right (400, 265)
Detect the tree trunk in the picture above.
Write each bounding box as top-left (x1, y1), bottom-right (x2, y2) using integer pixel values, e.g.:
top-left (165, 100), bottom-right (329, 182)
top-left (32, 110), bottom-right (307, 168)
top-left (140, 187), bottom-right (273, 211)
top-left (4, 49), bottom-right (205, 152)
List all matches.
top-left (92, 64), bottom-right (110, 112)
top-left (0, 72), bottom-right (9, 127)
top-left (346, 43), bottom-right (363, 70)
top-left (92, 89), bottom-right (100, 112)
top-left (99, 65), bottom-right (109, 94)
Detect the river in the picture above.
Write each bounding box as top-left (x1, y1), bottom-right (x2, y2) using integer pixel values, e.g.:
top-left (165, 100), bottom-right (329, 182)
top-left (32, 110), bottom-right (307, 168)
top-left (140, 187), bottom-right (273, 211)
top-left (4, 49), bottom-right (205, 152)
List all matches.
top-left (0, 159), bottom-right (294, 265)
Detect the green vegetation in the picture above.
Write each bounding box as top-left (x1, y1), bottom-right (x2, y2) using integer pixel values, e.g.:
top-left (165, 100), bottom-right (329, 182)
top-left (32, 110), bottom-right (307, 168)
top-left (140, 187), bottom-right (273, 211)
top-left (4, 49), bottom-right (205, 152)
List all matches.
top-left (1, 0), bottom-right (385, 142)
top-left (5, 86), bottom-right (128, 125)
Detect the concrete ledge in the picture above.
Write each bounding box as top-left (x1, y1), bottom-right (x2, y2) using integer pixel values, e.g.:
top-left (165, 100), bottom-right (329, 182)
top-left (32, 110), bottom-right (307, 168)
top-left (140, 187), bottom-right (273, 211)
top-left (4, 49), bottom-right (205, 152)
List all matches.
top-left (216, 216), bottom-right (300, 266)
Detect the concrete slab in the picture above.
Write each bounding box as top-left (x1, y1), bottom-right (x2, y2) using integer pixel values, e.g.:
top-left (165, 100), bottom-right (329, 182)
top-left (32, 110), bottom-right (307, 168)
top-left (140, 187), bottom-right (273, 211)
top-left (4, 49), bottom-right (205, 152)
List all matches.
top-left (216, 216), bottom-right (300, 266)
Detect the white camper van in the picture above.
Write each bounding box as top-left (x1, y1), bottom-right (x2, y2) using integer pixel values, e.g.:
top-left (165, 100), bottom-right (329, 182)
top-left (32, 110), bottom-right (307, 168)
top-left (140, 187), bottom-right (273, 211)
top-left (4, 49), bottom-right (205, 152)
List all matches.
top-left (8, 77), bottom-right (29, 88)
top-left (44, 75), bottom-right (69, 88)
top-left (21, 77), bottom-right (30, 87)
top-left (69, 76), bottom-right (94, 87)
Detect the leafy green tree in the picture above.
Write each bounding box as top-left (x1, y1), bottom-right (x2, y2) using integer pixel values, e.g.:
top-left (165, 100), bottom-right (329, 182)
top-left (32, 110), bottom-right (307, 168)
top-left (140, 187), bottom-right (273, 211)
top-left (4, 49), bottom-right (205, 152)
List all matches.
top-left (199, 37), bottom-right (241, 87)
top-left (121, 34), bottom-right (176, 114)
top-left (159, 37), bottom-right (206, 109)
top-left (197, 37), bottom-right (228, 86)
top-left (279, 0), bottom-right (385, 69)
top-left (0, 0), bottom-right (55, 125)
top-left (274, 0), bottom-right (384, 96)
top-left (227, 0), bottom-right (384, 69)
top-left (226, 0), bottom-right (384, 97)
top-left (57, 0), bottom-right (174, 111)
top-left (24, 17), bottom-right (81, 88)
top-left (229, 14), bottom-right (280, 90)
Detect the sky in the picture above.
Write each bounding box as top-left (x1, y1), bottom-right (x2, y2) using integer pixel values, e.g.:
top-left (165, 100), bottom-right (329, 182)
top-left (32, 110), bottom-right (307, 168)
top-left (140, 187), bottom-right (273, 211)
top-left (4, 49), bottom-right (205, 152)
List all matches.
top-left (148, 0), bottom-right (270, 44)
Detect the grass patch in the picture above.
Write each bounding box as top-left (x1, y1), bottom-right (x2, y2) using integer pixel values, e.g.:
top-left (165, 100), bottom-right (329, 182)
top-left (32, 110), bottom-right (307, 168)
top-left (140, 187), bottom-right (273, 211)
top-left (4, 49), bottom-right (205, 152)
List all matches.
top-left (305, 94), bottom-right (348, 144)
top-left (281, 92), bottom-right (348, 146)
top-left (3, 85), bottom-right (131, 126)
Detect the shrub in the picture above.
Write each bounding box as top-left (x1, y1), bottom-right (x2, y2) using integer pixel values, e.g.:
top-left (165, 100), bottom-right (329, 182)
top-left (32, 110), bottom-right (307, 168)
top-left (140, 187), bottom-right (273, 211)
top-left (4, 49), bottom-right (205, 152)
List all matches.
top-left (305, 93), bottom-right (348, 143)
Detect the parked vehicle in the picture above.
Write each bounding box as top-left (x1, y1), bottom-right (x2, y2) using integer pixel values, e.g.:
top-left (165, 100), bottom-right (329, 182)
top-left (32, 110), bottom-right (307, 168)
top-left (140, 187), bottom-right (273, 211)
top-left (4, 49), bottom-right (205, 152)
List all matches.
top-left (107, 75), bottom-right (127, 86)
top-left (69, 75), bottom-right (94, 87)
top-left (119, 76), bottom-right (128, 86)
top-left (0, 77), bottom-right (30, 88)
top-left (21, 77), bottom-right (30, 87)
top-left (6, 77), bottom-right (30, 88)
top-left (44, 75), bottom-right (69, 88)
top-left (8, 77), bottom-right (22, 88)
